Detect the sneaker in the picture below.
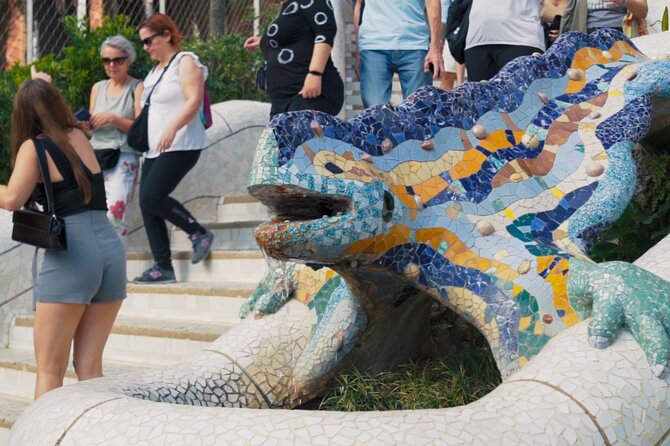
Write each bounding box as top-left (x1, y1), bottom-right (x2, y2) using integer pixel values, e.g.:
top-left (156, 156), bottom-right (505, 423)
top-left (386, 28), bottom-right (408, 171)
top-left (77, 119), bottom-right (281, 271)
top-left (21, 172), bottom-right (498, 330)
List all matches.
top-left (133, 264), bottom-right (176, 284)
top-left (190, 229), bottom-right (214, 264)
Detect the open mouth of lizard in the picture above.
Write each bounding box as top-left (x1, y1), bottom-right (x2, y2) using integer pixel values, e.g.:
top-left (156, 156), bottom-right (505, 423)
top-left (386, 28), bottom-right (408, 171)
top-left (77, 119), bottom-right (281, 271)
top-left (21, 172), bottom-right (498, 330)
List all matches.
top-left (250, 184), bottom-right (353, 260)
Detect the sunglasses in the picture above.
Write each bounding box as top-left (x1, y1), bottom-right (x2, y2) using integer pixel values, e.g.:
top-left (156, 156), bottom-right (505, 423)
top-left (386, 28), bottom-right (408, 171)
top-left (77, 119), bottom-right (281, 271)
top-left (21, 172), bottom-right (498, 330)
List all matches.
top-left (102, 56), bottom-right (128, 65)
top-left (141, 32), bottom-right (164, 47)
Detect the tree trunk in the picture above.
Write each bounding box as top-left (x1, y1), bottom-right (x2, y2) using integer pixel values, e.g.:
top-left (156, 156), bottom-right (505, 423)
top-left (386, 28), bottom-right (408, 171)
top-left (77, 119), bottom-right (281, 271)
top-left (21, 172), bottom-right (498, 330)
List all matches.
top-left (210, 0), bottom-right (225, 36)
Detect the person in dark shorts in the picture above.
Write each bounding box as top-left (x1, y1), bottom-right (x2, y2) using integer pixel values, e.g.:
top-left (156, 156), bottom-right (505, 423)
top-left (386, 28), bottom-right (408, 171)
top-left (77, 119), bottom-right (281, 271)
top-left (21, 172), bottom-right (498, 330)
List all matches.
top-left (244, 0), bottom-right (344, 117)
top-left (0, 77), bottom-right (126, 399)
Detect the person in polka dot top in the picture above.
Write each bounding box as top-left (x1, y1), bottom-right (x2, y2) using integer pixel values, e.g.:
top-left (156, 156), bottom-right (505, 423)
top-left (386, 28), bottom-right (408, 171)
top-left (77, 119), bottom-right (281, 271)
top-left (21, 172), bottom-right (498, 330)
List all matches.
top-left (244, 0), bottom-right (344, 117)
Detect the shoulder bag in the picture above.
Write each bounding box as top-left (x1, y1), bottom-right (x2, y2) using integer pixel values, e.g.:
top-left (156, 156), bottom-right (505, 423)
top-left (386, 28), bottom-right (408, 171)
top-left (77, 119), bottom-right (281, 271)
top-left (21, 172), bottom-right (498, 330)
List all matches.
top-left (12, 139), bottom-right (67, 250)
top-left (445, 0), bottom-right (473, 65)
top-left (127, 52), bottom-right (180, 153)
top-left (94, 147), bottom-right (121, 170)
top-left (200, 84), bottom-right (213, 129)
top-left (255, 60), bottom-right (268, 94)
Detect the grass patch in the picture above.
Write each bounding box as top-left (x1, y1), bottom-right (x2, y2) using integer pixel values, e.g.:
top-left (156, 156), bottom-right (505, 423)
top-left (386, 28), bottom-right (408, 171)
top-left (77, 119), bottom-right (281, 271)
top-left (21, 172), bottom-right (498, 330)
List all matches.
top-left (318, 342), bottom-right (501, 411)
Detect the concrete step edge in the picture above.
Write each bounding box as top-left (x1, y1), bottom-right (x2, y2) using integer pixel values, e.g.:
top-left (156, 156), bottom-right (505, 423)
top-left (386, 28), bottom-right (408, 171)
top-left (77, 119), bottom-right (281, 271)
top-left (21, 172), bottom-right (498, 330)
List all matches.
top-left (127, 282), bottom-right (254, 298)
top-left (14, 316), bottom-right (229, 343)
top-left (221, 195), bottom-right (259, 205)
top-left (0, 348), bottom-right (149, 382)
top-left (127, 250), bottom-right (265, 261)
top-left (0, 393), bottom-right (29, 429)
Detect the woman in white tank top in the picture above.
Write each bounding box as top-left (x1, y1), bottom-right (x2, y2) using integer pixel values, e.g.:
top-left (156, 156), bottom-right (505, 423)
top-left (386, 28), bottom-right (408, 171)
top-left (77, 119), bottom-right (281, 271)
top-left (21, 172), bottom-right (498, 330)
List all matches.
top-left (133, 13), bottom-right (214, 284)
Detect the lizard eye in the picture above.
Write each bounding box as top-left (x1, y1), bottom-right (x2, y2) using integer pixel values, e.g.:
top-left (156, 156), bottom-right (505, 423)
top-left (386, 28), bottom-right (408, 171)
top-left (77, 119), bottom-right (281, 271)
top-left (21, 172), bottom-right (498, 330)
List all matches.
top-left (324, 162), bottom-right (344, 174)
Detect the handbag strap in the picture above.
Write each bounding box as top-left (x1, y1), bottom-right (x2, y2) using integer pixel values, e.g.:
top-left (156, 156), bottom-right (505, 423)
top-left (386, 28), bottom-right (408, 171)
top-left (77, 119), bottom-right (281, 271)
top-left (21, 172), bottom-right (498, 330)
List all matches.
top-left (32, 138), bottom-right (58, 217)
top-left (144, 51), bottom-right (181, 107)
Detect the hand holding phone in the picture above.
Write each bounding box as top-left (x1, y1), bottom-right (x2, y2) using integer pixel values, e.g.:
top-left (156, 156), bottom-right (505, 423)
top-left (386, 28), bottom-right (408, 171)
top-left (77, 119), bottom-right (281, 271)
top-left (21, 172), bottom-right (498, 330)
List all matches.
top-left (74, 108), bottom-right (91, 122)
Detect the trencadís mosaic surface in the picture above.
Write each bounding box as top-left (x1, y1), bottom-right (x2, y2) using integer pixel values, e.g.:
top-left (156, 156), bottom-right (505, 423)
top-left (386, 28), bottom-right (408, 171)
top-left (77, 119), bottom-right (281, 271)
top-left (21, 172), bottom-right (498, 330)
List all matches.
top-left (249, 29), bottom-right (670, 381)
top-left (9, 30), bottom-right (670, 445)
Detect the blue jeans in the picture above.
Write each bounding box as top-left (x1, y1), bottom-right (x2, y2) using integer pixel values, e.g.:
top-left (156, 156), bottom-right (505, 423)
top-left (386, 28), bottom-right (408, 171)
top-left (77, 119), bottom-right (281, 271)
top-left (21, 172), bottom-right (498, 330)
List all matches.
top-left (359, 49), bottom-right (431, 108)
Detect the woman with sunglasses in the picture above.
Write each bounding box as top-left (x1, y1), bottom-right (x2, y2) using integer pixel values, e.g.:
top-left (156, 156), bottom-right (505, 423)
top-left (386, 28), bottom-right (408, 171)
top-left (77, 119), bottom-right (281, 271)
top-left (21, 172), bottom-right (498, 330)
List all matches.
top-left (133, 14), bottom-right (213, 284)
top-left (87, 35), bottom-right (142, 243)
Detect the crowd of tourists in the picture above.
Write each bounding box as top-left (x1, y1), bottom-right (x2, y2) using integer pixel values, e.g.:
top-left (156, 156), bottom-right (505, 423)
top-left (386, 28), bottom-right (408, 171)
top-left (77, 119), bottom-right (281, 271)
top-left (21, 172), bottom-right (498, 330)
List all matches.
top-left (0, 0), bottom-right (652, 402)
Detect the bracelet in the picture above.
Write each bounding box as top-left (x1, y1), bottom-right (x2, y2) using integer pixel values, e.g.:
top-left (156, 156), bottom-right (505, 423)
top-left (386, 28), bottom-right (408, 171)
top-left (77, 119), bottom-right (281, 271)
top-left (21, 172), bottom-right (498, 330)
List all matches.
top-left (308, 70), bottom-right (323, 77)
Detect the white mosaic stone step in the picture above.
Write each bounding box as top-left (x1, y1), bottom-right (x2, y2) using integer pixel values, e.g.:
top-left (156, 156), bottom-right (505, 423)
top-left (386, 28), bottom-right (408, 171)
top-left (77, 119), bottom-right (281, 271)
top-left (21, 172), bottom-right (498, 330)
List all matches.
top-left (0, 393), bottom-right (29, 444)
top-left (0, 348), bottom-right (149, 401)
top-left (121, 282), bottom-right (253, 325)
top-left (170, 220), bottom-right (265, 252)
top-left (217, 195), bottom-right (269, 224)
top-left (126, 250), bottom-right (268, 284)
top-left (9, 316), bottom-right (230, 367)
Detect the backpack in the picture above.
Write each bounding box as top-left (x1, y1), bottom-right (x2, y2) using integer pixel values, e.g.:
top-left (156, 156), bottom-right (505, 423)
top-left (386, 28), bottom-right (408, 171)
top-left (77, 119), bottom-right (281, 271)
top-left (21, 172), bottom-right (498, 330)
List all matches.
top-left (445, 0), bottom-right (472, 65)
top-left (200, 84), bottom-right (213, 129)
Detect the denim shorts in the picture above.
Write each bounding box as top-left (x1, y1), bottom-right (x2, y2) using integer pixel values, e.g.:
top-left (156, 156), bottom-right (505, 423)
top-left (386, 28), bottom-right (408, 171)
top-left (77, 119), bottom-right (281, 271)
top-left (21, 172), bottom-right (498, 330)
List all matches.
top-left (33, 210), bottom-right (127, 308)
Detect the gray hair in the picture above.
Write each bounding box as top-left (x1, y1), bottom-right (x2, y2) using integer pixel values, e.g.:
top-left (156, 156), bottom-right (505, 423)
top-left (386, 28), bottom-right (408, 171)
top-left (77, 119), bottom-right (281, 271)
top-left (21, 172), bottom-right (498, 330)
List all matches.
top-left (100, 35), bottom-right (137, 63)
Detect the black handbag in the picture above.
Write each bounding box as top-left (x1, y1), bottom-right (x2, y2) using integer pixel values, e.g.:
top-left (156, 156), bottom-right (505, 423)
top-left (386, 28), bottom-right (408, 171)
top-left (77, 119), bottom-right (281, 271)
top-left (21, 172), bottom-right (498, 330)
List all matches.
top-left (255, 61), bottom-right (268, 93)
top-left (94, 148), bottom-right (121, 170)
top-left (128, 52), bottom-right (180, 153)
top-left (445, 0), bottom-right (472, 65)
top-left (11, 139), bottom-right (67, 250)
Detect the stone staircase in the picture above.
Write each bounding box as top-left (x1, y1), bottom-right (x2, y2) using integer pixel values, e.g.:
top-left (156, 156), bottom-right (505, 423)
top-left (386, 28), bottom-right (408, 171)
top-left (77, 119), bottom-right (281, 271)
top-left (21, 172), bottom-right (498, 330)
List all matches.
top-left (0, 195), bottom-right (268, 444)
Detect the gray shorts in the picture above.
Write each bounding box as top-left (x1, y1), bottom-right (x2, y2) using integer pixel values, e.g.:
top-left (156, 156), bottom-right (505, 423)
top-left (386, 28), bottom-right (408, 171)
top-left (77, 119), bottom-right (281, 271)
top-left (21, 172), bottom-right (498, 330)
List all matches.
top-left (33, 210), bottom-right (127, 308)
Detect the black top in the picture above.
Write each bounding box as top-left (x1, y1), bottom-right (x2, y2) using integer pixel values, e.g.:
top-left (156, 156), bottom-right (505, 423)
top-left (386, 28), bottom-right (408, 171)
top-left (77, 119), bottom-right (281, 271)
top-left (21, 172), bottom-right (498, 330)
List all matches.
top-left (260, 0), bottom-right (339, 100)
top-left (31, 138), bottom-right (107, 217)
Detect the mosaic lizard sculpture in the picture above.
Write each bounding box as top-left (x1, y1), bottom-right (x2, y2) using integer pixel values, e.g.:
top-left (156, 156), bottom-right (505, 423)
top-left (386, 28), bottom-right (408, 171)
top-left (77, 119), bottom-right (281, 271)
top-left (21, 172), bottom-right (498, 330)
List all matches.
top-left (9, 30), bottom-right (670, 444)
top-left (245, 28), bottom-right (670, 390)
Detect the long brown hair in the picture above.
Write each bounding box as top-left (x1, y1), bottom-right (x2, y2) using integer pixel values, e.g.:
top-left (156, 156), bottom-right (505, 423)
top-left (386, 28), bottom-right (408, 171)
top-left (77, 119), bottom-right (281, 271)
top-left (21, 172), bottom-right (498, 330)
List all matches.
top-left (138, 13), bottom-right (181, 50)
top-left (11, 79), bottom-right (92, 203)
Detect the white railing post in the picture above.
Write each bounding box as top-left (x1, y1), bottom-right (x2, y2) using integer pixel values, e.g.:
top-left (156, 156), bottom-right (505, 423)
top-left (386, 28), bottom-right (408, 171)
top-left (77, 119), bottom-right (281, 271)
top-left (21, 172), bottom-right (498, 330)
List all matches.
top-left (26, 0), bottom-right (34, 63)
top-left (145, 0), bottom-right (154, 17)
top-left (332, 0), bottom-right (346, 118)
top-left (159, 0), bottom-right (166, 14)
top-left (254, 0), bottom-right (260, 36)
top-left (77, 0), bottom-right (87, 21)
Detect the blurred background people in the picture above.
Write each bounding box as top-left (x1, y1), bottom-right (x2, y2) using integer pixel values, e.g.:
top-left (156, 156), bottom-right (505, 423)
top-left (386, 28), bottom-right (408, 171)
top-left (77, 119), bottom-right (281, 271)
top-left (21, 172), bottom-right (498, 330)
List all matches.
top-left (541, 0), bottom-right (568, 46)
top-left (88, 35), bottom-right (142, 243)
top-left (441, 0), bottom-right (465, 90)
top-left (464, 0), bottom-right (545, 82)
top-left (244, 0), bottom-right (344, 117)
top-left (134, 14), bottom-right (213, 284)
top-left (354, 0), bottom-right (444, 107)
top-left (561, 0), bottom-right (648, 34)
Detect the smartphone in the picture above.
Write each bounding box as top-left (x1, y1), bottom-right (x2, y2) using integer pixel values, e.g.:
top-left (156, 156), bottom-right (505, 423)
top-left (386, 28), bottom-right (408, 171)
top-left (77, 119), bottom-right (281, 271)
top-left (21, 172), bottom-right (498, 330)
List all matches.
top-left (74, 108), bottom-right (91, 122)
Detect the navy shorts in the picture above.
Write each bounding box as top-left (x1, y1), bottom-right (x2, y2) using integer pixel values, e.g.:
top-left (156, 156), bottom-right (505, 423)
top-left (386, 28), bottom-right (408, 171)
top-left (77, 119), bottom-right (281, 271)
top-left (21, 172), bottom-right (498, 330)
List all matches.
top-left (33, 210), bottom-right (127, 308)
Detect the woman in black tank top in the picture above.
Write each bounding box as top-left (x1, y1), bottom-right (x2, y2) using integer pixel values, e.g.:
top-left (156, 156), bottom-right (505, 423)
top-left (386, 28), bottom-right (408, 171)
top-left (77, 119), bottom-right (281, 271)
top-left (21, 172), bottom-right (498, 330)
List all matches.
top-left (0, 77), bottom-right (126, 399)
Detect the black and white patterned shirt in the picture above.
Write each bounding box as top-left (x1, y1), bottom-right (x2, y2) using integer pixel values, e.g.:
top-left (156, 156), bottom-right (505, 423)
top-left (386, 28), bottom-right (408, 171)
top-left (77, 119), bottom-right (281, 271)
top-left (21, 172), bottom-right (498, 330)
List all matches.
top-left (260, 0), bottom-right (338, 97)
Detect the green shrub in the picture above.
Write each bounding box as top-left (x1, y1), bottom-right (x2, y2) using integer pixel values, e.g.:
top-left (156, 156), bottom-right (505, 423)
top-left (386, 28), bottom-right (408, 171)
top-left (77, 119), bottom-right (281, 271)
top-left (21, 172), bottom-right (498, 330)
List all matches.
top-left (590, 153), bottom-right (670, 263)
top-left (185, 34), bottom-right (265, 103)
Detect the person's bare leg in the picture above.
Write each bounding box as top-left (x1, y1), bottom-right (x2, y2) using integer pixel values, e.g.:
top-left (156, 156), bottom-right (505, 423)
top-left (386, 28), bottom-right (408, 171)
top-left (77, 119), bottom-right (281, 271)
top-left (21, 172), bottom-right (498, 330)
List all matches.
top-left (440, 71), bottom-right (457, 91)
top-left (72, 300), bottom-right (123, 381)
top-left (456, 63), bottom-right (466, 86)
top-left (33, 302), bottom-right (86, 399)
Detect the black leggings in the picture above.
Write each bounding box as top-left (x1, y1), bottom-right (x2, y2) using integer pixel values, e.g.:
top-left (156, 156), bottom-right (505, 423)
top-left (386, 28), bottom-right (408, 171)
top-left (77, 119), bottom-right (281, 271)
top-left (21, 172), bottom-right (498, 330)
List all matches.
top-left (464, 44), bottom-right (543, 82)
top-left (140, 150), bottom-right (205, 269)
